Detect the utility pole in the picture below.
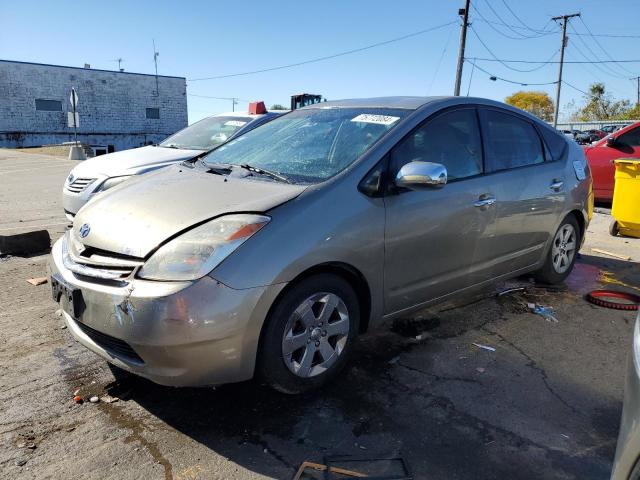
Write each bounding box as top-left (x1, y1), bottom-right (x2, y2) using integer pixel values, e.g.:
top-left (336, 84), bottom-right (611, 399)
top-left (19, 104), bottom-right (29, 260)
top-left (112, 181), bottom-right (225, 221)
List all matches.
top-left (232, 98), bottom-right (237, 112)
top-left (453, 0), bottom-right (471, 96)
top-left (552, 13), bottom-right (580, 128)
top-left (152, 40), bottom-right (160, 97)
top-left (633, 76), bottom-right (640, 106)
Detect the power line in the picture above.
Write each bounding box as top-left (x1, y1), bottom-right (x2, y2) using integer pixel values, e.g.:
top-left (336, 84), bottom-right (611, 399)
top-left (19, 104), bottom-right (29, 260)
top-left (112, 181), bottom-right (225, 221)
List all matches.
top-left (473, 18), bottom-right (640, 38)
top-left (483, 0), bottom-right (546, 39)
top-left (567, 22), bottom-right (629, 79)
top-left (465, 60), bottom-right (557, 86)
top-left (470, 57), bottom-right (640, 65)
top-left (578, 16), bottom-right (637, 77)
top-left (500, 0), bottom-right (543, 34)
top-left (470, 2), bottom-right (538, 40)
top-left (188, 93), bottom-right (250, 101)
top-left (469, 25), bottom-right (558, 72)
top-left (188, 20), bottom-right (457, 81)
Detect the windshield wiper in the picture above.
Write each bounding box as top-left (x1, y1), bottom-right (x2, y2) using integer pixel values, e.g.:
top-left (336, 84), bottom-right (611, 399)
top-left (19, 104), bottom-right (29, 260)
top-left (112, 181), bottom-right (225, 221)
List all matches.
top-left (238, 164), bottom-right (291, 184)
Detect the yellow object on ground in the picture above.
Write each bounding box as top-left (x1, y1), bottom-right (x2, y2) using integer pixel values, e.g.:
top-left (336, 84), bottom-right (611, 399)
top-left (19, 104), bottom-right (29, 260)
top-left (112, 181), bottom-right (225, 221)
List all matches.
top-left (612, 159), bottom-right (640, 239)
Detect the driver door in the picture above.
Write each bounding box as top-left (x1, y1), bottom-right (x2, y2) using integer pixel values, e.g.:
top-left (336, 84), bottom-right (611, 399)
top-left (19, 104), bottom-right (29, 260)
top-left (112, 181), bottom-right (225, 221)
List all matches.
top-left (383, 107), bottom-right (497, 314)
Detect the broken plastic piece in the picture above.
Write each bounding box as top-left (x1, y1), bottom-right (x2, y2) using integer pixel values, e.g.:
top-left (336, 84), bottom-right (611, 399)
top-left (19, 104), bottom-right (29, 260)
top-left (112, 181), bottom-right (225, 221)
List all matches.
top-left (472, 343), bottom-right (496, 352)
top-left (528, 303), bottom-right (558, 322)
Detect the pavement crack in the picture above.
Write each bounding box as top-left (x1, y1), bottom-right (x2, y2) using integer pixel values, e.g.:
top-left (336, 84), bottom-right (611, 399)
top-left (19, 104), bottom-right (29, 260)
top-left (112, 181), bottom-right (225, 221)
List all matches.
top-left (482, 327), bottom-right (584, 417)
top-left (397, 361), bottom-right (480, 385)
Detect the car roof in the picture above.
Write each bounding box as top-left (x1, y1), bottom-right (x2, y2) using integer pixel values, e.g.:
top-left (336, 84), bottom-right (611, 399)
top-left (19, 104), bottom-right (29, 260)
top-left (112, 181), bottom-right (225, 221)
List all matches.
top-left (301, 96), bottom-right (450, 110)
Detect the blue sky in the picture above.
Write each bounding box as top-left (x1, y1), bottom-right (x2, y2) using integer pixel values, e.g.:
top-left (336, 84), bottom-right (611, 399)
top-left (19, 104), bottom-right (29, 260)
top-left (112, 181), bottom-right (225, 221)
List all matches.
top-left (2, 0), bottom-right (639, 123)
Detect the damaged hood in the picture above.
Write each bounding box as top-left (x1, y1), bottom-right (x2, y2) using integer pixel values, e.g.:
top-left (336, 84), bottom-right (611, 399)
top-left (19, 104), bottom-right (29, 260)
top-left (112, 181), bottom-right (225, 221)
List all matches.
top-left (69, 145), bottom-right (203, 178)
top-left (73, 165), bottom-right (307, 257)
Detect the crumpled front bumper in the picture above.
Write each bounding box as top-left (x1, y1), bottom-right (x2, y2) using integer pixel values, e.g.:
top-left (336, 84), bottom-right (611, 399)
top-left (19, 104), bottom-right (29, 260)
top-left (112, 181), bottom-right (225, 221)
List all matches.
top-left (49, 237), bottom-right (285, 386)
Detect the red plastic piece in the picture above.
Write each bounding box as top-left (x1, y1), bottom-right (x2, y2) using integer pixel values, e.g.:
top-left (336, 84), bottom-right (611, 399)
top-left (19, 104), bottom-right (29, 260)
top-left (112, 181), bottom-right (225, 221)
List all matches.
top-left (585, 290), bottom-right (640, 310)
top-left (248, 101), bottom-right (266, 115)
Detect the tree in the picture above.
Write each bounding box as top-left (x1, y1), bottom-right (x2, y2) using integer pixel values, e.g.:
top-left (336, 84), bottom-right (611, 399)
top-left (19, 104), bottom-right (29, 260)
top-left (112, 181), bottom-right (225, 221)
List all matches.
top-left (505, 91), bottom-right (554, 121)
top-left (575, 83), bottom-right (630, 121)
top-left (270, 104), bottom-right (287, 110)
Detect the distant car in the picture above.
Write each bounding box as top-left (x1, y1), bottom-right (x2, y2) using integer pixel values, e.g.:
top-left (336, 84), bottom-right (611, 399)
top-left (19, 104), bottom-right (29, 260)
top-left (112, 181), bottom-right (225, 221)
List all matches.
top-left (584, 121), bottom-right (640, 201)
top-left (601, 124), bottom-right (627, 134)
top-left (62, 104), bottom-right (282, 220)
top-left (49, 96), bottom-right (593, 393)
top-left (610, 311), bottom-right (640, 480)
top-left (576, 129), bottom-right (607, 145)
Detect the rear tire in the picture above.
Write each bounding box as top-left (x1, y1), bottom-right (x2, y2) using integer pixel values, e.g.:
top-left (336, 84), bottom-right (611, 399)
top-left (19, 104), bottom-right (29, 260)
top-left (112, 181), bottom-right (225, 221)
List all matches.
top-left (258, 274), bottom-right (360, 394)
top-left (534, 215), bottom-right (581, 285)
top-left (609, 220), bottom-right (619, 237)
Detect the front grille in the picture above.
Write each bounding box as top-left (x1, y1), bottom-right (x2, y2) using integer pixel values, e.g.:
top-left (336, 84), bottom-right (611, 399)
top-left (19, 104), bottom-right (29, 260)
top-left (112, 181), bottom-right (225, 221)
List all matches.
top-left (63, 234), bottom-right (143, 281)
top-left (66, 177), bottom-right (96, 193)
top-left (75, 320), bottom-right (144, 364)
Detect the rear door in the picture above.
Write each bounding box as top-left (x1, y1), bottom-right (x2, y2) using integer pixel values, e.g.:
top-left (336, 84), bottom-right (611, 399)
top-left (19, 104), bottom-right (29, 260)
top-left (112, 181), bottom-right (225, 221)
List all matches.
top-left (477, 108), bottom-right (566, 276)
top-left (383, 107), bottom-right (498, 314)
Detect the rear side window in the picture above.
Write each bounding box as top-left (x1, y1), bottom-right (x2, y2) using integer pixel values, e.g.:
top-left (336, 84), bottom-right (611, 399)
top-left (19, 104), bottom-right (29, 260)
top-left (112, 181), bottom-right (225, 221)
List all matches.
top-left (617, 126), bottom-right (640, 147)
top-left (480, 109), bottom-right (544, 172)
top-left (539, 125), bottom-right (568, 161)
top-left (391, 108), bottom-right (483, 181)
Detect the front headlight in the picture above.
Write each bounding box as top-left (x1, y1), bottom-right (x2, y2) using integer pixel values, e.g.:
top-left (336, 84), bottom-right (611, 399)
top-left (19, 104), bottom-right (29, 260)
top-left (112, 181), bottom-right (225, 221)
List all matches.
top-left (138, 214), bottom-right (270, 281)
top-left (94, 175), bottom-right (133, 193)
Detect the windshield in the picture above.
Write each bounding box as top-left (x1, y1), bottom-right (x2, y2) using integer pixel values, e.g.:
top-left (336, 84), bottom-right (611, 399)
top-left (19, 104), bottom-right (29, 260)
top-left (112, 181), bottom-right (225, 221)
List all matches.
top-left (160, 116), bottom-right (254, 150)
top-left (203, 108), bottom-right (408, 183)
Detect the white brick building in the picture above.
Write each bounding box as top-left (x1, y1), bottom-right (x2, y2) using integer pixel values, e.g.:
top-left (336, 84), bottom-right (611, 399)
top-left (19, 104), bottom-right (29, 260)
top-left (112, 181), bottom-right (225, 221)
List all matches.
top-left (0, 59), bottom-right (187, 152)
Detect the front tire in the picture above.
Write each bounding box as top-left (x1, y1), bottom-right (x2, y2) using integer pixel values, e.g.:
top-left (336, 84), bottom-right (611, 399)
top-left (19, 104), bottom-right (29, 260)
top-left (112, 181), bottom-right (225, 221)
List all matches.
top-left (257, 274), bottom-right (360, 394)
top-left (534, 215), bottom-right (581, 285)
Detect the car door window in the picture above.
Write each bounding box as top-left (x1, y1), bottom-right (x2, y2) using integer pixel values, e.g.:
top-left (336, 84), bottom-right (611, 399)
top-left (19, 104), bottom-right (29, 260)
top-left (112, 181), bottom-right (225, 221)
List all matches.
top-left (480, 109), bottom-right (544, 172)
top-left (390, 108), bottom-right (483, 181)
top-left (617, 126), bottom-right (640, 147)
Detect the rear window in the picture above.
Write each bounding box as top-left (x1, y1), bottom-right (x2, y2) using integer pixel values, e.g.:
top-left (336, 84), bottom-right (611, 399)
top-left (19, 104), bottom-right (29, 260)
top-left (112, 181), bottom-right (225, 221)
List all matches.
top-left (539, 125), bottom-right (568, 161)
top-left (480, 109), bottom-right (544, 172)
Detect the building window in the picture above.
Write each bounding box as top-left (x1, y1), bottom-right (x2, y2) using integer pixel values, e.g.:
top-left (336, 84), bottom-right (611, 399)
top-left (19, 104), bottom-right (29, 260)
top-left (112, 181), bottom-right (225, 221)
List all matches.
top-left (146, 108), bottom-right (160, 119)
top-left (35, 99), bottom-right (62, 111)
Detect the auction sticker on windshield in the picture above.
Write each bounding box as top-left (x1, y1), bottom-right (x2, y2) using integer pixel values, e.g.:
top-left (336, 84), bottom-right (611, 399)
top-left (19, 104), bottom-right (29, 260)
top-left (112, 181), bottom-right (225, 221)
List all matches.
top-left (351, 114), bottom-right (400, 126)
top-left (225, 120), bottom-right (248, 127)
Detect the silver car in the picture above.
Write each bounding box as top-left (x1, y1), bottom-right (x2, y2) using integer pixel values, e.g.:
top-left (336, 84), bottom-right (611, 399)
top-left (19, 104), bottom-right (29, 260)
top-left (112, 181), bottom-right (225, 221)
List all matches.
top-left (62, 109), bottom-right (281, 220)
top-left (49, 96), bottom-right (593, 393)
top-left (611, 311), bottom-right (640, 480)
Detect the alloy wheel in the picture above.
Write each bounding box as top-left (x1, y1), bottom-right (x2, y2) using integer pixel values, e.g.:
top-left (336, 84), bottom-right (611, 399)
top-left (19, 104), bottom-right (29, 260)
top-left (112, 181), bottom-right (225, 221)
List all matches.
top-left (551, 224), bottom-right (576, 274)
top-left (281, 292), bottom-right (350, 378)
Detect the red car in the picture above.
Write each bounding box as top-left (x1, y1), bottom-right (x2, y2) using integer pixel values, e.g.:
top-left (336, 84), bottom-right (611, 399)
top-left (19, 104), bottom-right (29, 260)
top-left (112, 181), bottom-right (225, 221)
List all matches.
top-left (583, 121), bottom-right (640, 202)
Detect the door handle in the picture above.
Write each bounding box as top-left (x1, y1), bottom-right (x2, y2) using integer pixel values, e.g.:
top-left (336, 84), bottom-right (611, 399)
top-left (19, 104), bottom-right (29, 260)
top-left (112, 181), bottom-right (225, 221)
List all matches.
top-left (550, 179), bottom-right (564, 191)
top-left (474, 196), bottom-right (496, 208)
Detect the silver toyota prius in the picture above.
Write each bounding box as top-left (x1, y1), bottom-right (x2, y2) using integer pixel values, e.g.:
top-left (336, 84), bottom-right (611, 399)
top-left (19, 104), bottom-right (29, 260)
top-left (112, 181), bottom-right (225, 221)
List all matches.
top-left (49, 96), bottom-right (593, 393)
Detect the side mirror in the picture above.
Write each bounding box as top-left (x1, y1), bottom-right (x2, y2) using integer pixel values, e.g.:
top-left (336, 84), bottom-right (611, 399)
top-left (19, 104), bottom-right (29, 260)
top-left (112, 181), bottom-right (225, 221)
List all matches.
top-left (395, 161), bottom-right (447, 189)
top-left (606, 136), bottom-right (618, 147)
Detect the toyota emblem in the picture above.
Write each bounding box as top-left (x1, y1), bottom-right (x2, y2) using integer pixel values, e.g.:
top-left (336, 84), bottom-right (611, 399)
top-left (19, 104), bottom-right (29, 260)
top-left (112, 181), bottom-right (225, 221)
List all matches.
top-left (79, 223), bottom-right (91, 238)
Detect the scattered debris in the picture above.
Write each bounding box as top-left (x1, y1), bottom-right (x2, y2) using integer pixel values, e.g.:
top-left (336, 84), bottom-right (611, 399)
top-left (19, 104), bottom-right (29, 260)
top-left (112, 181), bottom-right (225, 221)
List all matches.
top-left (592, 248), bottom-right (631, 261)
top-left (293, 461), bottom-right (367, 480)
top-left (561, 434), bottom-right (570, 439)
top-left (26, 277), bottom-right (48, 286)
top-left (73, 389), bottom-right (81, 396)
top-left (472, 343), bottom-right (496, 352)
top-left (55, 309), bottom-right (63, 317)
top-left (497, 286), bottom-right (526, 297)
top-left (14, 459), bottom-right (27, 467)
top-left (586, 290), bottom-right (640, 311)
top-left (527, 303), bottom-right (558, 322)
top-left (89, 396), bottom-right (99, 403)
top-left (100, 395), bottom-right (119, 404)
top-left (73, 395), bottom-right (83, 404)
top-left (60, 325), bottom-right (67, 329)
top-left (476, 367), bottom-right (486, 373)
top-left (66, 426), bottom-right (75, 432)
top-left (388, 356), bottom-right (400, 365)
